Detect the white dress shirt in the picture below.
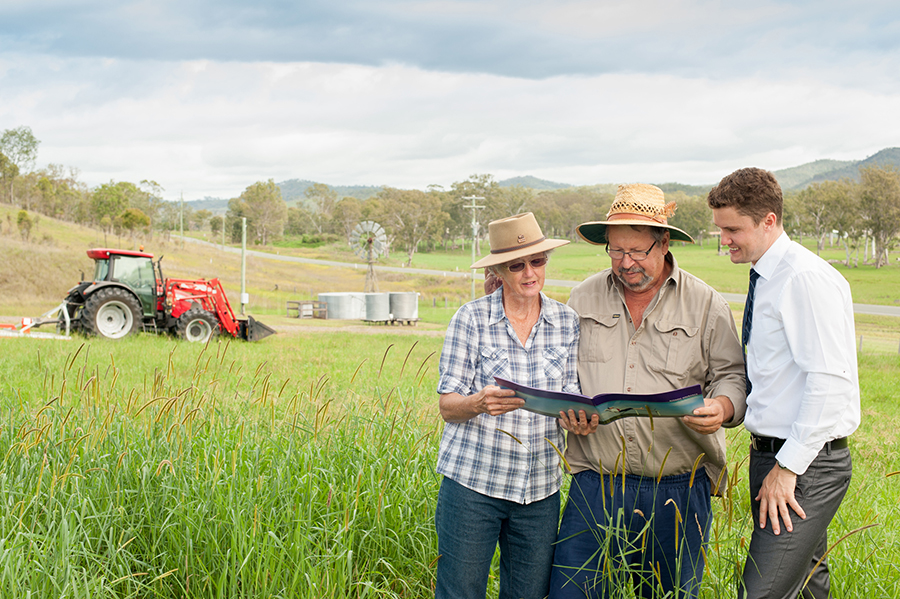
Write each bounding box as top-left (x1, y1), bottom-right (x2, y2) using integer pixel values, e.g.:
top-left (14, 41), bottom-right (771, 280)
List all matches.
top-left (744, 232), bottom-right (861, 475)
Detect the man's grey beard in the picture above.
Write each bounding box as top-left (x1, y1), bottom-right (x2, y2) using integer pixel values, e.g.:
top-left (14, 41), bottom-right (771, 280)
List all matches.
top-left (615, 266), bottom-right (653, 292)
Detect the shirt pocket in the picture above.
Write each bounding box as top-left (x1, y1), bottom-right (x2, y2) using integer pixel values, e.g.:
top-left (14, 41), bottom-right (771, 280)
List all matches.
top-left (650, 320), bottom-right (700, 384)
top-left (480, 346), bottom-right (510, 382)
top-left (542, 346), bottom-right (569, 381)
top-left (579, 314), bottom-right (621, 363)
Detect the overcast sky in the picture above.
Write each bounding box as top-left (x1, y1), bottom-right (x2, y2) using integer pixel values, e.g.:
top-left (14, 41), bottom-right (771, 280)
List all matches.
top-left (2, 0), bottom-right (899, 201)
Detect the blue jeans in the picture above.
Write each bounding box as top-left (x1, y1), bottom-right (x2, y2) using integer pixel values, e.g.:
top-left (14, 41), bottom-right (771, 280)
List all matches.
top-left (550, 469), bottom-right (711, 599)
top-left (435, 477), bottom-right (561, 599)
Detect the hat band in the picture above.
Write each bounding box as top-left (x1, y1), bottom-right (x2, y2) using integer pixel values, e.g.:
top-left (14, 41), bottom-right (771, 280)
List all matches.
top-left (607, 212), bottom-right (668, 225)
top-left (490, 236), bottom-right (547, 254)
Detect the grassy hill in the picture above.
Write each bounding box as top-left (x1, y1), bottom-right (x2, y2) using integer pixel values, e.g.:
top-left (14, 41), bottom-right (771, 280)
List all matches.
top-left (775, 148), bottom-right (900, 190)
top-left (497, 175), bottom-right (571, 190)
top-left (773, 159), bottom-right (856, 190)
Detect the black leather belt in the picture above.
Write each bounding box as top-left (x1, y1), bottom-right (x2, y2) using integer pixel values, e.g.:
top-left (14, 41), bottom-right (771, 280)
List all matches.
top-left (750, 434), bottom-right (849, 453)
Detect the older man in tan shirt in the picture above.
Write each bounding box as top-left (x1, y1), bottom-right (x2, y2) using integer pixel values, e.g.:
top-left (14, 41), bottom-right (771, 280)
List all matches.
top-left (549, 184), bottom-right (745, 599)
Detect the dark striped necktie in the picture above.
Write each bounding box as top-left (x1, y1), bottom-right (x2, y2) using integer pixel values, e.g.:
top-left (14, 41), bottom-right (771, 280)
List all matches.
top-left (742, 268), bottom-right (760, 396)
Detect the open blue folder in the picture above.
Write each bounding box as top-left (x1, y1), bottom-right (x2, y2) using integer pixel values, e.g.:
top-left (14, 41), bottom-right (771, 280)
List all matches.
top-left (494, 376), bottom-right (705, 425)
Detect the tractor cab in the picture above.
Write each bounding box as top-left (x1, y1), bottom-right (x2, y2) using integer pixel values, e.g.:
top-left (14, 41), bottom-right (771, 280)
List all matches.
top-left (86, 249), bottom-right (160, 316)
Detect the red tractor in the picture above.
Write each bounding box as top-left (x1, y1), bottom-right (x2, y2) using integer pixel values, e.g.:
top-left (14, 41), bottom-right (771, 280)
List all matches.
top-left (58, 248), bottom-right (275, 342)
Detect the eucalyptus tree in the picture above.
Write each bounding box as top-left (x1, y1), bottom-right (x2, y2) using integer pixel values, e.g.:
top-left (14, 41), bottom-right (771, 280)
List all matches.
top-left (305, 182), bottom-right (338, 234)
top-left (667, 192), bottom-right (714, 245)
top-left (374, 187), bottom-right (448, 266)
top-left (857, 165), bottom-right (900, 268)
top-left (237, 179), bottom-right (287, 246)
top-left (0, 127), bottom-right (39, 205)
top-left (0, 151), bottom-right (18, 203)
top-left (332, 196), bottom-right (363, 243)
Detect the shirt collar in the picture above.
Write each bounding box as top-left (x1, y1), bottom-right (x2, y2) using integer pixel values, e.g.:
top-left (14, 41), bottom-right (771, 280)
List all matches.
top-left (752, 231), bottom-right (790, 280)
top-left (488, 287), bottom-right (555, 327)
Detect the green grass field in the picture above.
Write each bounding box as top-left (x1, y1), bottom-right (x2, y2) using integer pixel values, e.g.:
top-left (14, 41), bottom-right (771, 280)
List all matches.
top-left (2, 202), bottom-right (900, 597)
top-left (0, 332), bottom-right (898, 598)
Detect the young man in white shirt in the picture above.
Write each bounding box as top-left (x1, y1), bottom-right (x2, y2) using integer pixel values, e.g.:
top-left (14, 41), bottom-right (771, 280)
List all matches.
top-left (708, 167), bottom-right (860, 599)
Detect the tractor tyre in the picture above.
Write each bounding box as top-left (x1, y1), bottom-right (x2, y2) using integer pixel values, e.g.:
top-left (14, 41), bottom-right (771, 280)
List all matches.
top-left (82, 287), bottom-right (142, 340)
top-left (176, 308), bottom-right (219, 343)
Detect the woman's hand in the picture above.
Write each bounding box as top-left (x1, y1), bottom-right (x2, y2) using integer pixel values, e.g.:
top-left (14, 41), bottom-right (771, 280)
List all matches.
top-left (475, 385), bottom-right (524, 416)
top-left (439, 386), bottom-right (524, 422)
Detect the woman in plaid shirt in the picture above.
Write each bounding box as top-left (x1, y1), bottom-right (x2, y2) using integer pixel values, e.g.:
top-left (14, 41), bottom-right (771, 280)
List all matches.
top-left (435, 212), bottom-right (597, 599)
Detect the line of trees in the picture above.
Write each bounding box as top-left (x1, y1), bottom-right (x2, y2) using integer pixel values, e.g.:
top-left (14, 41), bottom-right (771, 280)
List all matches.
top-left (786, 166), bottom-right (900, 268)
top-left (2, 125), bottom-right (899, 267)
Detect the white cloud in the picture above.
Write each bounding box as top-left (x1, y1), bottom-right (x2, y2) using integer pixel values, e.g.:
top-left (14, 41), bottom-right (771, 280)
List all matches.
top-left (1, 1), bottom-right (899, 200)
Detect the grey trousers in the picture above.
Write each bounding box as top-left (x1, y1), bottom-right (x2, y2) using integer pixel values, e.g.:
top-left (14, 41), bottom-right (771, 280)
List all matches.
top-left (739, 444), bottom-right (852, 599)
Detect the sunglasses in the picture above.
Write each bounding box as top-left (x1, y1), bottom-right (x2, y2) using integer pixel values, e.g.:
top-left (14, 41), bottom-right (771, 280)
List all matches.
top-left (506, 256), bottom-right (549, 272)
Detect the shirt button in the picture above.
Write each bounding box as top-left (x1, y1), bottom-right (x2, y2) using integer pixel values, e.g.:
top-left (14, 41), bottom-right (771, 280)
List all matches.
top-left (628, 436), bottom-right (634, 442)
top-left (629, 364), bottom-right (634, 369)
top-left (673, 332), bottom-right (678, 337)
top-left (627, 387), bottom-right (632, 392)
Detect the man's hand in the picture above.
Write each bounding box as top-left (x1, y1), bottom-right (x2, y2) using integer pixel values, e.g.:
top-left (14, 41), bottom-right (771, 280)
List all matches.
top-left (683, 395), bottom-right (734, 434)
top-left (474, 385), bottom-right (524, 416)
top-left (558, 409), bottom-right (600, 436)
top-left (757, 464), bottom-right (806, 535)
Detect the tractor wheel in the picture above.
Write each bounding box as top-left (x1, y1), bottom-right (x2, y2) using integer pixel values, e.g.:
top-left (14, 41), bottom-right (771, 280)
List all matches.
top-left (82, 287), bottom-right (142, 340)
top-left (176, 308), bottom-right (219, 343)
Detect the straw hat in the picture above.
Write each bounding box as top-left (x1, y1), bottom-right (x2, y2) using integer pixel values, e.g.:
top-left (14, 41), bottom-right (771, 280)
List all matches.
top-left (576, 184), bottom-right (694, 244)
top-left (471, 212), bottom-right (570, 269)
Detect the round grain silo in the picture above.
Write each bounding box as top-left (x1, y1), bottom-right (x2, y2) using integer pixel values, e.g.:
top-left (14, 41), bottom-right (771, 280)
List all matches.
top-left (389, 292), bottom-right (419, 320)
top-left (318, 292), bottom-right (366, 320)
top-left (364, 292), bottom-right (391, 321)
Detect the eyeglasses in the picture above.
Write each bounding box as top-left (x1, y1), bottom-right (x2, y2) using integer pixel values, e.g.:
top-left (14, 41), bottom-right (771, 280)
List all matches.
top-left (506, 256), bottom-right (549, 272)
top-left (605, 240), bottom-right (657, 261)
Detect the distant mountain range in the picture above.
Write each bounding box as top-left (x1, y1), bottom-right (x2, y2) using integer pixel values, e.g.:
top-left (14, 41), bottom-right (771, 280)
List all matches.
top-left (185, 147), bottom-right (900, 210)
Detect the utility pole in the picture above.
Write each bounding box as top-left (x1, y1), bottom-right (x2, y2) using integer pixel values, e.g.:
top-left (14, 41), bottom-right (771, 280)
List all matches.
top-left (240, 217), bottom-right (248, 315)
top-left (179, 192), bottom-right (184, 249)
top-left (462, 196), bottom-right (485, 301)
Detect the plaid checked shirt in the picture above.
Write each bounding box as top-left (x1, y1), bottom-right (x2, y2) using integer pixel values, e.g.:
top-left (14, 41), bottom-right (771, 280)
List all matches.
top-left (436, 288), bottom-right (580, 504)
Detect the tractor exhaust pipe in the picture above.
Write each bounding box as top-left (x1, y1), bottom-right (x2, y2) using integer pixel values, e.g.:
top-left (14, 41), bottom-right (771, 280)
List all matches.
top-left (240, 315), bottom-right (276, 342)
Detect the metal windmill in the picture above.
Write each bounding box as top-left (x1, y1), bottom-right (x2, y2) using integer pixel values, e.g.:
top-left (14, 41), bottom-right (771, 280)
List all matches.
top-left (350, 221), bottom-right (388, 292)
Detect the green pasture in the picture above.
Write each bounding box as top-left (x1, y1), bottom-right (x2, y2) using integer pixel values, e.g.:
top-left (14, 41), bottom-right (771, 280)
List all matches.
top-left (184, 226), bottom-right (899, 306)
top-left (0, 331), bottom-right (898, 598)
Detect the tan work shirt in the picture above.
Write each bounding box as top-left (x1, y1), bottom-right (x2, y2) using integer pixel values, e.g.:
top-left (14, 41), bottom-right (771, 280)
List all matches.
top-left (566, 254), bottom-right (746, 494)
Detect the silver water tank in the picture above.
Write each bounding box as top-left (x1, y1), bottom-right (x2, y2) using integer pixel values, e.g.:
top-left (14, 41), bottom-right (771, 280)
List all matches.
top-left (389, 292), bottom-right (418, 320)
top-left (318, 292), bottom-right (366, 320)
top-left (364, 293), bottom-right (391, 321)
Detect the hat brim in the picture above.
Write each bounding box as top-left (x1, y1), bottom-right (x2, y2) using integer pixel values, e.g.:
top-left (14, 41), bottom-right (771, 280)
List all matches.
top-left (576, 220), bottom-right (694, 245)
top-left (471, 238), bottom-right (570, 269)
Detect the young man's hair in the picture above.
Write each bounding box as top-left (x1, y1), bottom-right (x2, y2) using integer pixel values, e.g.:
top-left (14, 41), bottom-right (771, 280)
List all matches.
top-left (706, 167), bottom-right (783, 225)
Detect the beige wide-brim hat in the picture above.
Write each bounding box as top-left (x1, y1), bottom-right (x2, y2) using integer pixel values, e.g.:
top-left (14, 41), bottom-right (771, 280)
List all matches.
top-left (576, 183), bottom-right (694, 244)
top-left (471, 212), bottom-right (570, 269)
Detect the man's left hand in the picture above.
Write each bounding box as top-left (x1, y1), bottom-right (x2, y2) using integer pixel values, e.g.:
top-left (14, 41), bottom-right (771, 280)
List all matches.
top-left (757, 464), bottom-right (806, 535)
top-left (558, 409), bottom-right (600, 436)
top-left (682, 395), bottom-right (734, 434)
